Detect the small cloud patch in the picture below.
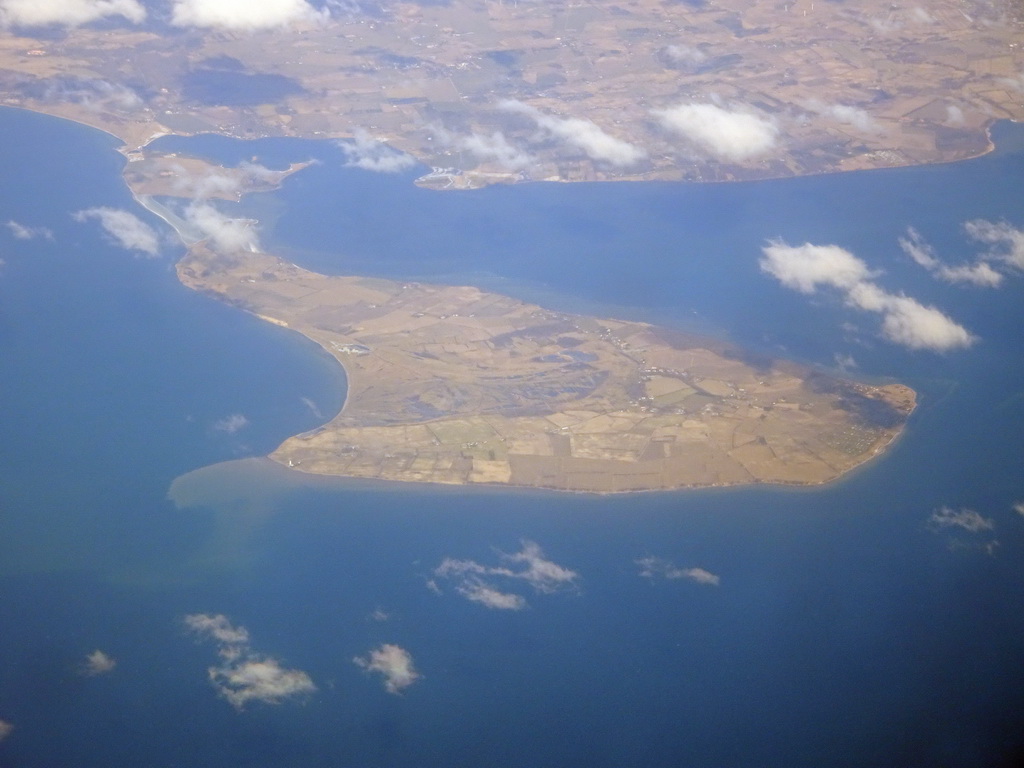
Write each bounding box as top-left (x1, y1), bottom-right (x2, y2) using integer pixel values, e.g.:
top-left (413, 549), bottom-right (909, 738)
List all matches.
top-left (458, 581), bottom-right (527, 610)
top-left (185, 613), bottom-right (250, 645)
top-left (213, 414), bottom-right (249, 434)
top-left (0, 0), bottom-right (145, 28)
top-left (834, 352), bottom-right (857, 371)
top-left (637, 556), bottom-right (720, 586)
top-left (433, 126), bottom-right (534, 171)
top-left (501, 100), bottom-right (645, 167)
top-left (663, 44), bottom-right (707, 66)
top-left (6, 220), bottom-right (53, 241)
top-left (170, 0), bottom-right (328, 31)
top-left (80, 649), bottom-right (116, 676)
top-left (927, 506), bottom-right (994, 533)
top-left (760, 241), bottom-right (974, 352)
top-left (340, 130), bottom-right (417, 174)
top-left (899, 227), bottom-right (1002, 287)
top-left (170, 161), bottom-right (279, 200)
top-left (654, 101), bottom-right (778, 161)
top-left (300, 397), bottom-right (323, 419)
top-left (183, 203), bottom-right (260, 253)
top-left (72, 207), bottom-right (160, 257)
top-left (185, 613), bottom-right (315, 709)
top-left (354, 644), bottom-right (421, 694)
top-left (927, 506), bottom-right (999, 555)
top-left (432, 540), bottom-right (579, 610)
top-left (945, 105), bottom-right (966, 126)
top-left (805, 101), bottom-right (880, 134)
top-left (211, 659), bottom-right (317, 709)
top-left (964, 219), bottom-right (1024, 272)
top-left (36, 78), bottom-right (143, 113)
top-left (999, 72), bottom-right (1024, 94)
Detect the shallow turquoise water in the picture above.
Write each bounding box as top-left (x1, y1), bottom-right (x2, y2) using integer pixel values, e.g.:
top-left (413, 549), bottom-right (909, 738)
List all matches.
top-left (1, 108), bottom-right (1023, 767)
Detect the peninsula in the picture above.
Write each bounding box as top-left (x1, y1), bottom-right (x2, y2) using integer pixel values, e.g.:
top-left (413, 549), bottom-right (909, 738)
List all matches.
top-left (178, 246), bottom-right (915, 493)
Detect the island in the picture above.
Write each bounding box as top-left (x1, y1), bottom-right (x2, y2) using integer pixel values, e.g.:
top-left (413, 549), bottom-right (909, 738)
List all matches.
top-left (178, 245), bottom-right (915, 493)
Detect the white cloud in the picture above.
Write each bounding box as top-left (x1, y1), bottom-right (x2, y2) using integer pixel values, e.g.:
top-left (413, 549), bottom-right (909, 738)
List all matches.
top-left (183, 203), bottom-right (260, 253)
top-left (845, 282), bottom-right (976, 351)
top-left (301, 396), bottom-right (323, 419)
top-left (354, 644), bottom-right (421, 694)
top-left (6, 220), bottom-right (53, 241)
top-left (999, 72), bottom-right (1024, 94)
top-left (929, 262), bottom-right (1002, 287)
top-left (171, 0), bottom-right (327, 30)
top-left (184, 613), bottom-right (251, 645)
top-left (654, 102), bottom-right (778, 161)
top-left (928, 506), bottom-right (995, 533)
top-left (827, 105), bottom-right (878, 133)
top-left (81, 649), bottom-right (116, 676)
top-left (761, 241), bottom-right (975, 352)
top-left (436, 127), bottom-right (534, 171)
top-left (945, 105), bottom-right (965, 126)
top-left (185, 613), bottom-right (315, 709)
top-left (964, 219), bottom-right (1024, 271)
top-left (760, 242), bottom-right (873, 293)
top-left (340, 130), bottom-right (417, 174)
top-left (909, 7), bottom-right (935, 23)
top-left (1013, 502), bottom-right (1024, 517)
top-left (29, 77), bottom-right (144, 113)
top-left (50, 79), bottom-right (143, 113)
top-left (680, 567), bottom-right (720, 586)
top-left (73, 207), bottom-right (160, 257)
top-left (636, 556), bottom-right (720, 586)
top-left (433, 540), bottom-right (579, 609)
top-left (501, 100), bottom-right (646, 167)
top-left (434, 557), bottom-right (495, 579)
top-left (457, 580), bottom-right (527, 610)
top-left (501, 540), bottom-right (579, 593)
top-left (899, 227), bottom-right (1002, 287)
top-left (238, 161), bottom-right (282, 183)
top-left (870, 16), bottom-right (902, 34)
top-left (0, 720), bottom-right (11, 741)
top-left (834, 352), bottom-right (857, 371)
top-left (898, 226), bottom-right (940, 270)
top-left (213, 413), bottom-right (249, 434)
top-left (188, 172), bottom-right (240, 199)
top-left (92, 81), bottom-right (143, 111)
top-left (174, 162), bottom-right (283, 200)
top-left (0, 0), bottom-right (144, 27)
top-left (210, 658), bottom-right (316, 709)
top-left (663, 44), bottom-right (707, 66)
top-left (806, 101), bottom-right (880, 133)
top-left (370, 608), bottom-right (389, 622)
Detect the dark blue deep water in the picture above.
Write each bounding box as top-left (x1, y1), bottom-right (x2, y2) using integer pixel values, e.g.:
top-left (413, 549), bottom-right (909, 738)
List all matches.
top-left (2, 107), bottom-right (1024, 767)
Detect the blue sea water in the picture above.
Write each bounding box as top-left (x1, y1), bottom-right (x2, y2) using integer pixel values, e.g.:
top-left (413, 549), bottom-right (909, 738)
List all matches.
top-left (2, 106), bottom-right (1024, 767)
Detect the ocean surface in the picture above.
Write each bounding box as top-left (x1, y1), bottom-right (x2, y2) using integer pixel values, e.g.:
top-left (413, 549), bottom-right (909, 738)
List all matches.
top-left (1, 106), bottom-right (1024, 767)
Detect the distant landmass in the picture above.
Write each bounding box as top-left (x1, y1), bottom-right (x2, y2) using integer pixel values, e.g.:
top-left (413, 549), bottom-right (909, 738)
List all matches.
top-left (0, 0), bottom-right (1020, 188)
